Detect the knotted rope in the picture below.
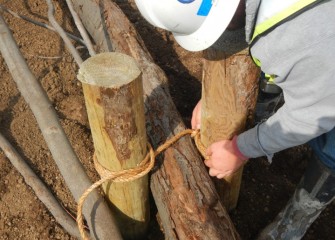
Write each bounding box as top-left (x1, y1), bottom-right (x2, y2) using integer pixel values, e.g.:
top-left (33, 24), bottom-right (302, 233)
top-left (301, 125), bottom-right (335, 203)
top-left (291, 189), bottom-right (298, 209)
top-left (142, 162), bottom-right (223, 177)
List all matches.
top-left (76, 129), bottom-right (207, 240)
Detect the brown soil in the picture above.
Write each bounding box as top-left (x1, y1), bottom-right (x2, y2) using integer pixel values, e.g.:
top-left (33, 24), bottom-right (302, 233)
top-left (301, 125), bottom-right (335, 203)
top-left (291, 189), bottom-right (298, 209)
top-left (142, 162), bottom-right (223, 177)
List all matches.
top-left (0, 1), bottom-right (334, 240)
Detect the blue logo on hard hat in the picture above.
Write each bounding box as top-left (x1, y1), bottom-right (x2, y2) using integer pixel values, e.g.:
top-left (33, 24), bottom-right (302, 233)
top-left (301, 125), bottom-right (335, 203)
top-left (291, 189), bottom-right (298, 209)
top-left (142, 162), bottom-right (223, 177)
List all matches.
top-left (178, 0), bottom-right (195, 3)
top-left (177, 0), bottom-right (212, 16)
top-left (197, 0), bottom-right (212, 16)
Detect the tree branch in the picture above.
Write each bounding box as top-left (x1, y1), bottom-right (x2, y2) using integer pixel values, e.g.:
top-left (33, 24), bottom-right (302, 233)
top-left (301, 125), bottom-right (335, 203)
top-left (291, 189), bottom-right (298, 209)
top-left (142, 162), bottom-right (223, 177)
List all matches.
top-left (0, 4), bottom-right (86, 46)
top-left (0, 132), bottom-right (83, 238)
top-left (0, 13), bottom-right (122, 240)
top-left (65, 0), bottom-right (96, 56)
top-left (45, 0), bottom-right (83, 65)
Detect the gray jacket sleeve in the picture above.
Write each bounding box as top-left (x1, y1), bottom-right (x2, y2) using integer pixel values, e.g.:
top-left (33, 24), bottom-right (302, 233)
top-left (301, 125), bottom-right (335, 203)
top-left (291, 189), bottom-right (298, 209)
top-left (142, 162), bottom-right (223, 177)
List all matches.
top-left (237, 0), bottom-right (335, 159)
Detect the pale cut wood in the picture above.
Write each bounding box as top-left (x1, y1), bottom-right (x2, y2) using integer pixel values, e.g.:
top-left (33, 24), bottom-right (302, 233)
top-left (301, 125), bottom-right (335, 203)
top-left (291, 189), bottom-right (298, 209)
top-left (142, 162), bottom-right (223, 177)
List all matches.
top-left (201, 48), bottom-right (260, 211)
top-left (78, 52), bottom-right (149, 239)
top-left (72, 0), bottom-right (240, 239)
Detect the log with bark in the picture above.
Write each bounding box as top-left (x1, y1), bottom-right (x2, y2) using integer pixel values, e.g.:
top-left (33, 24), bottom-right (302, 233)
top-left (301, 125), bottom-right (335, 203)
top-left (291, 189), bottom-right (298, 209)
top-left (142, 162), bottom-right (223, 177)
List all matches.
top-left (72, 0), bottom-right (240, 239)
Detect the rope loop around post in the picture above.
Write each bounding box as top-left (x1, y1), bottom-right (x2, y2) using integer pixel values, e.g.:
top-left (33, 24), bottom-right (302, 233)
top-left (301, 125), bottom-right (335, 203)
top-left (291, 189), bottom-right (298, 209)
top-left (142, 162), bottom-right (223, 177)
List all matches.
top-left (76, 129), bottom-right (206, 240)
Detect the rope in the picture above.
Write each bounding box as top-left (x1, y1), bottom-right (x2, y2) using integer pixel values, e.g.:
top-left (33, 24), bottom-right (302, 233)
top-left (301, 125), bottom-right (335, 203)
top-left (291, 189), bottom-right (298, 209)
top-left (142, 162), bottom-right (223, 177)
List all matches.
top-left (76, 129), bottom-right (207, 240)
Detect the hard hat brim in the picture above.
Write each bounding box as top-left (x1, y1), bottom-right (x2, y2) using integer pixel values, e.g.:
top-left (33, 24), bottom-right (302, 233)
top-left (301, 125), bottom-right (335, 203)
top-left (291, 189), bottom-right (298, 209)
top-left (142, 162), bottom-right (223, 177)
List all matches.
top-left (173, 0), bottom-right (241, 52)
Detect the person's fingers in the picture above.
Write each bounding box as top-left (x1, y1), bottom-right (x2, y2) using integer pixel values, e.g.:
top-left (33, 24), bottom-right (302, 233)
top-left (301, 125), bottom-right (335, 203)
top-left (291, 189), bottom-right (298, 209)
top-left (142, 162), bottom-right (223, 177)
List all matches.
top-left (216, 169), bottom-right (235, 179)
top-left (221, 169), bottom-right (237, 178)
top-left (208, 168), bottom-right (220, 177)
top-left (204, 159), bottom-right (213, 168)
top-left (191, 113), bottom-right (196, 129)
top-left (191, 101), bottom-right (201, 129)
top-left (191, 104), bottom-right (198, 129)
top-left (206, 147), bottom-right (213, 156)
top-left (216, 173), bottom-right (226, 179)
top-left (195, 106), bottom-right (201, 129)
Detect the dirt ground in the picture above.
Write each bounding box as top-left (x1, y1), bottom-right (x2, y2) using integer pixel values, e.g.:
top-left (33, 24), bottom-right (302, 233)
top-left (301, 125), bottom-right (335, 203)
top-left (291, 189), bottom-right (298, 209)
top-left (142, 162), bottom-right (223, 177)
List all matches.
top-left (0, 1), bottom-right (334, 240)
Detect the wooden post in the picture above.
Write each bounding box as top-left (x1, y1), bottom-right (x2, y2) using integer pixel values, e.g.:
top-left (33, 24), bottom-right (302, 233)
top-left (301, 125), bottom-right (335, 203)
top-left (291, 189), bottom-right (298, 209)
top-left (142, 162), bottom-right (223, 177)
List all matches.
top-left (201, 47), bottom-right (260, 211)
top-left (77, 52), bottom-right (149, 239)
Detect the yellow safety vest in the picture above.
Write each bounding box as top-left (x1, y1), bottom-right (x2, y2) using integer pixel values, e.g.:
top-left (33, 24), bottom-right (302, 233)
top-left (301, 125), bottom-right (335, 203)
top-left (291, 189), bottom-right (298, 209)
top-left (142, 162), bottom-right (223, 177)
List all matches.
top-left (250, 0), bottom-right (324, 83)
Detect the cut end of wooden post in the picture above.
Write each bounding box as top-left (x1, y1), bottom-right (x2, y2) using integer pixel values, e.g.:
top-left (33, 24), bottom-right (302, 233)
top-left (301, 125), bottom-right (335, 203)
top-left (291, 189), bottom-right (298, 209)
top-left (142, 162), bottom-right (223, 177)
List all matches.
top-left (77, 52), bottom-right (141, 87)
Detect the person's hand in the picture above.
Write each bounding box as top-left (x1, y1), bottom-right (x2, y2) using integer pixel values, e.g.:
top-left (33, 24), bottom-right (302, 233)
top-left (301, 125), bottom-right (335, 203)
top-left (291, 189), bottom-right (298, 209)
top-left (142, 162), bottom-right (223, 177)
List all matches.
top-left (191, 100), bottom-right (202, 129)
top-left (204, 136), bottom-right (248, 179)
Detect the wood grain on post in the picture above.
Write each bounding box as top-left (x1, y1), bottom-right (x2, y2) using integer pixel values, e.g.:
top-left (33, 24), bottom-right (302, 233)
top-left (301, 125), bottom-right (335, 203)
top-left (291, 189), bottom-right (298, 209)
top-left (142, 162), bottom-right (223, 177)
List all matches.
top-left (202, 47), bottom-right (259, 211)
top-left (77, 52), bottom-right (149, 239)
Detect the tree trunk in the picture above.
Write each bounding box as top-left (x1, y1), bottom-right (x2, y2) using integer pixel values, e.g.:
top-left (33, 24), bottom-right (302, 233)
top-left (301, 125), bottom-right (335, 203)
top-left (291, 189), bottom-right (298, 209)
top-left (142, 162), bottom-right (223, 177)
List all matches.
top-left (201, 48), bottom-right (260, 211)
top-left (72, 1), bottom-right (240, 239)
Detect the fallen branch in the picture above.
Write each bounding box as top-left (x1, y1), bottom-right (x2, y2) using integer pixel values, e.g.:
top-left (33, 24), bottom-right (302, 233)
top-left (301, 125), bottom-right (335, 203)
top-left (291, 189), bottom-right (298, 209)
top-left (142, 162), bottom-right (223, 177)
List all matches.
top-left (0, 4), bottom-right (85, 45)
top-left (0, 132), bottom-right (83, 238)
top-left (0, 13), bottom-right (122, 240)
top-left (45, 0), bottom-right (83, 65)
top-left (72, 1), bottom-right (240, 239)
top-left (65, 0), bottom-right (96, 56)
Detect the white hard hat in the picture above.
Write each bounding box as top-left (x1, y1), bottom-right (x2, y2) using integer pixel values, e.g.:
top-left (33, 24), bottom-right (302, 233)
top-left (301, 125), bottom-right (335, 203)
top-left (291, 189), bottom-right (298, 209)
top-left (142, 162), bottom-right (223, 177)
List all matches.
top-left (134, 0), bottom-right (240, 51)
